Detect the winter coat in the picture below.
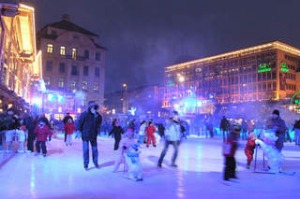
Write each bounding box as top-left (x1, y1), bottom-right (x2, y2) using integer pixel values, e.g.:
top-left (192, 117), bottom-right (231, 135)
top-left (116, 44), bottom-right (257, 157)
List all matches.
top-left (223, 138), bottom-right (238, 157)
top-left (76, 110), bottom-right (102, 141)
top-left (146, 125), bottom-right (156, 136)
top-left (220, 117), bottom-right (230, 131)
top-left (266, 116), bottom-right (286, 150)
top-left (293, 120), bottom-right (300, 130)
top-left (244, 139), bottom-right (256, 159)
top-left (34, 124), bottom-right (52, 141)
top-left (0, 113), bottom-right (19, 130)
top-left (109, 126), bottom-right (124, 140)
top-left (64, 123), bottom-right (76, 135)
top-left (164, 120), bottom-right (181, 141)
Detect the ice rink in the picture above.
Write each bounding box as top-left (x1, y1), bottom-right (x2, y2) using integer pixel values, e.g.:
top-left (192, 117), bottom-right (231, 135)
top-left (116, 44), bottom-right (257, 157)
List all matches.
top-left (0, 135), bottom-right (299, 199)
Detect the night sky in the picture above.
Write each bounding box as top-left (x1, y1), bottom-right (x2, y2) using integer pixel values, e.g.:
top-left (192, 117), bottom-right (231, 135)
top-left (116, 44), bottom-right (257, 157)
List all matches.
top-left (6, 0), bottom-right (300, 93)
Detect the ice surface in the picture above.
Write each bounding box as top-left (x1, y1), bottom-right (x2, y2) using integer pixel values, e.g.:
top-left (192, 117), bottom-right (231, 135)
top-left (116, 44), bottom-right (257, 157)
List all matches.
top-left (0, 135), bottom-right (299, 199)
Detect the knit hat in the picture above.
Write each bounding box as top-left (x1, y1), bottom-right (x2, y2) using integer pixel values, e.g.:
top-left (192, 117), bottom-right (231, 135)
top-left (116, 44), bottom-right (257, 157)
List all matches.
top-left (272, 109), bottom-right (280, 116)
top-left (88, 101), bottom-right (99, 110)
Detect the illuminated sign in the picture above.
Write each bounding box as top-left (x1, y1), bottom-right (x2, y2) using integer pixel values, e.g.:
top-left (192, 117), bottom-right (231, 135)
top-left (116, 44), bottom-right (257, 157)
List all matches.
top-left (258, 63), bottom-right (271, 73)
top-left (280, 62), bottom-right (289, 72)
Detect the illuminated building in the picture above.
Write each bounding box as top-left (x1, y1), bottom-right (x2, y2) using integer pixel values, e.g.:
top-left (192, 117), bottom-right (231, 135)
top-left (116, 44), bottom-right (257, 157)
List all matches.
top-left (0, 3), bottom-right (40, 112)
top-left (36, 15), bottom-right (106, 115)
top-left (163, 41), bottom-right (300, 115)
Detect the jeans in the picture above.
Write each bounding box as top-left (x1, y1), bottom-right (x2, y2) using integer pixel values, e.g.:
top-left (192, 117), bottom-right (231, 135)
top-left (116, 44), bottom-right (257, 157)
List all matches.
top-left (158, 140), bottom-right (179, 166)
top-left (82, 139), bottom-right (98, 167)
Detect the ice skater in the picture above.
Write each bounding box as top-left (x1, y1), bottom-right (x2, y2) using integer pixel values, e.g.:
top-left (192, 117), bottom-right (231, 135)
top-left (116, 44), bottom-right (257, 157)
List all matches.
top-left (113, 129), bottom-right (143, 181)
top-left (157, 111), bottom-right (181, 168)
top-left (63, 117), bottom-right (76, 146)
top-left (244, 132), bottom-right (256, 169)
top-left (76, 101), bottom-right (102, 170)
top-left (34, 120), bottom-right (52, 157)
top-left (254, 130), bottom-right (284, 173)
top-left (113, 128), bottom-right (136, 172)
top-left (124, 143), bottom-right (143, 181)
top-left (223, 124), bottom-right (240, 184)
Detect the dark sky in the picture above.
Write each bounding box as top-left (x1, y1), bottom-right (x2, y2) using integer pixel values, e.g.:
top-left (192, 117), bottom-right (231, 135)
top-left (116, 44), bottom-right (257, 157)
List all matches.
top-left (8, 0), bottom-right (300, 92)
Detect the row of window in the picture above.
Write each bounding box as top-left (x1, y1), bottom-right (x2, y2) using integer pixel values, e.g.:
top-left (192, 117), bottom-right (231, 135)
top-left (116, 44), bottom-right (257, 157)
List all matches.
top-left (46, 61), bottom-right (100, 77)
top-left (46, 44), bottom-right (101, 61)
top-left (44, 77), bottom-right (100, 92)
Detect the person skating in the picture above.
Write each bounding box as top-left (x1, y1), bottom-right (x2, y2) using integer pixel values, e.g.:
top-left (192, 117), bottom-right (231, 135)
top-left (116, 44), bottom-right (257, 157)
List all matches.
top-left (157, 111), bottom-right (181, 168)
top-left (146, 121), bottom-right (156, 147)
top-left (244, 132), bottom-right (256, 169)
top-left (109, 118), bottom-right (124, 150)
top-left (223, 124), bottom-right (240, 184)
top-left (34, 119), bottom-right (52, 157)
top-left (63, 117), bottom-right (76, 146)
top-left (265, 109), bottom-right (286, 153)
top-left (76, 101), bottom-right (102, 170)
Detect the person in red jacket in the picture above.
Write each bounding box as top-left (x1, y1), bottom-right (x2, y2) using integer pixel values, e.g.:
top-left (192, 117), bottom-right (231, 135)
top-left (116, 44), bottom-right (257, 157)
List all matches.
top-left (34, 120), bottom-right (52, 157)
top-left (145, 121), bottom-right (156, 147)
top-left (244, 132), bottom-right (256, 169)
top-left (64, 117), bottom-right (76, 146)
top-left (223, 124), bottom-right (240, 183)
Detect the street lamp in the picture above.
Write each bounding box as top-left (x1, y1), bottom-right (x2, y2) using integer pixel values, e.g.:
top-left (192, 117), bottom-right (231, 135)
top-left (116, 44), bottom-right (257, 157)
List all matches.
top-left (122, 83), bottom-right (128, 113)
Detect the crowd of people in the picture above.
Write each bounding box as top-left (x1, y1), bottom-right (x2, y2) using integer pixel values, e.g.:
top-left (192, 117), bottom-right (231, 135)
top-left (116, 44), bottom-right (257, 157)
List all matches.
top-left (1, 102), bottom-right (300, 183)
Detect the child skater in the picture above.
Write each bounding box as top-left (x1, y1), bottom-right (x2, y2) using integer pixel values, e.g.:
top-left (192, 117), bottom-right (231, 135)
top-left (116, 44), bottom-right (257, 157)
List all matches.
top-left (124, 143), bottom-right (143, 181)
top-left (113, 128), bottom-right (143, 181)
top-left (63, 117), bottom-right (76, 146)
top-left (113, 128), bottom-right (136, 172)
top-left (244, 132), bottom-right (256, 169)
top-left (223, 124), bottom-right (240, 185)
top-left (34, 119), bottom-right (52, 157)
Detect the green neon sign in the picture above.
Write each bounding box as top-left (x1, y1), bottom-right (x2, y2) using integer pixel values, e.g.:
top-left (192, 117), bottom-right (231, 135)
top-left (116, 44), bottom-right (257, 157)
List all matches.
top-left (258, 63), bottom-right (271, 73)
top-left (295, 99), bottom-right (300, 105)
top-left (280, 62), bottom-right (289, 72)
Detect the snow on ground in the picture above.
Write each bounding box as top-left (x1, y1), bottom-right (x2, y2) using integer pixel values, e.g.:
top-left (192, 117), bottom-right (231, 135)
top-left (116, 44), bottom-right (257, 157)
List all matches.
top-left (0, 135), bottom-right (299, 199)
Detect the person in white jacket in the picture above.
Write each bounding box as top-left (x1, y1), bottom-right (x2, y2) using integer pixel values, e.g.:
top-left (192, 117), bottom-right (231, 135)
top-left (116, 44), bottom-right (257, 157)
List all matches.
top-left (157, 111), bottom-right (181, 168)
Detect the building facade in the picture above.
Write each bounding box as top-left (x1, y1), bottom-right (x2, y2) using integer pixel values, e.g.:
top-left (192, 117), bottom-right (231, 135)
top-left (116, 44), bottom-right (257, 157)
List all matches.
top-left (164, 41), bottom-right (300, 115)
top-left (36, 16), bottom-right (106, 115)
top-left (105, 85), bottom-right (164, 118)
top-left (0, 3), bottom-right (39, 113)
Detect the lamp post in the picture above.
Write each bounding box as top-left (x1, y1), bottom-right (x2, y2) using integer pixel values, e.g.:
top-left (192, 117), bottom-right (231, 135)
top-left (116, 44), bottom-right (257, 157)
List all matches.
top-left (122, 83), bottom-right (128, 113)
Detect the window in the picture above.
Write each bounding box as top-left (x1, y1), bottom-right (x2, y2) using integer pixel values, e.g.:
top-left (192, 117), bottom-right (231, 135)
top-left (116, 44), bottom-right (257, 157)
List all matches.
top-left (59, 63), bottom-right (65, 73)
top-left (72, 48), bottom-right (77, 59)
top-left (95, 67), bottom-right (100, 77)
top-left (71, 65), bottom-right (78, 76)
top-left (47, 44), bottom-right (53, 54)
top-left (46, 61), bottom-right (53, 72)
top-left (58, 79), bottom-right (64, 88)
top-left (60, 46), bottom-right (66, 55)
top-left (84, 50), bottom-right (89, 59)
top-left (83, 66), bottom-right (89, 76)
top-left (93, 83), bottom-right (99, 91)
top-left (70, 81), bottom-right (76, 90)
top-left (82, 81), bottom-right (88, 90)
top-left (95, 52), bottom-right (101, 61)
top-left (44, 77), bottom-right (50, 86)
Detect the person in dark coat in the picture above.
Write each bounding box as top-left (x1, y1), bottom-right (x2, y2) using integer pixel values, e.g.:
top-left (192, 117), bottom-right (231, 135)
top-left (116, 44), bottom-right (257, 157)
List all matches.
top-left (220, 116), bottom-right (230, 142)
top-left (265, 109), bottom-right (286, 153)
top-left (24, 113), bottom-right (35, 152)
top-left (109, 118), bottom-right (124, 150)
top-left (76, 101), bottom-right (102, 170)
